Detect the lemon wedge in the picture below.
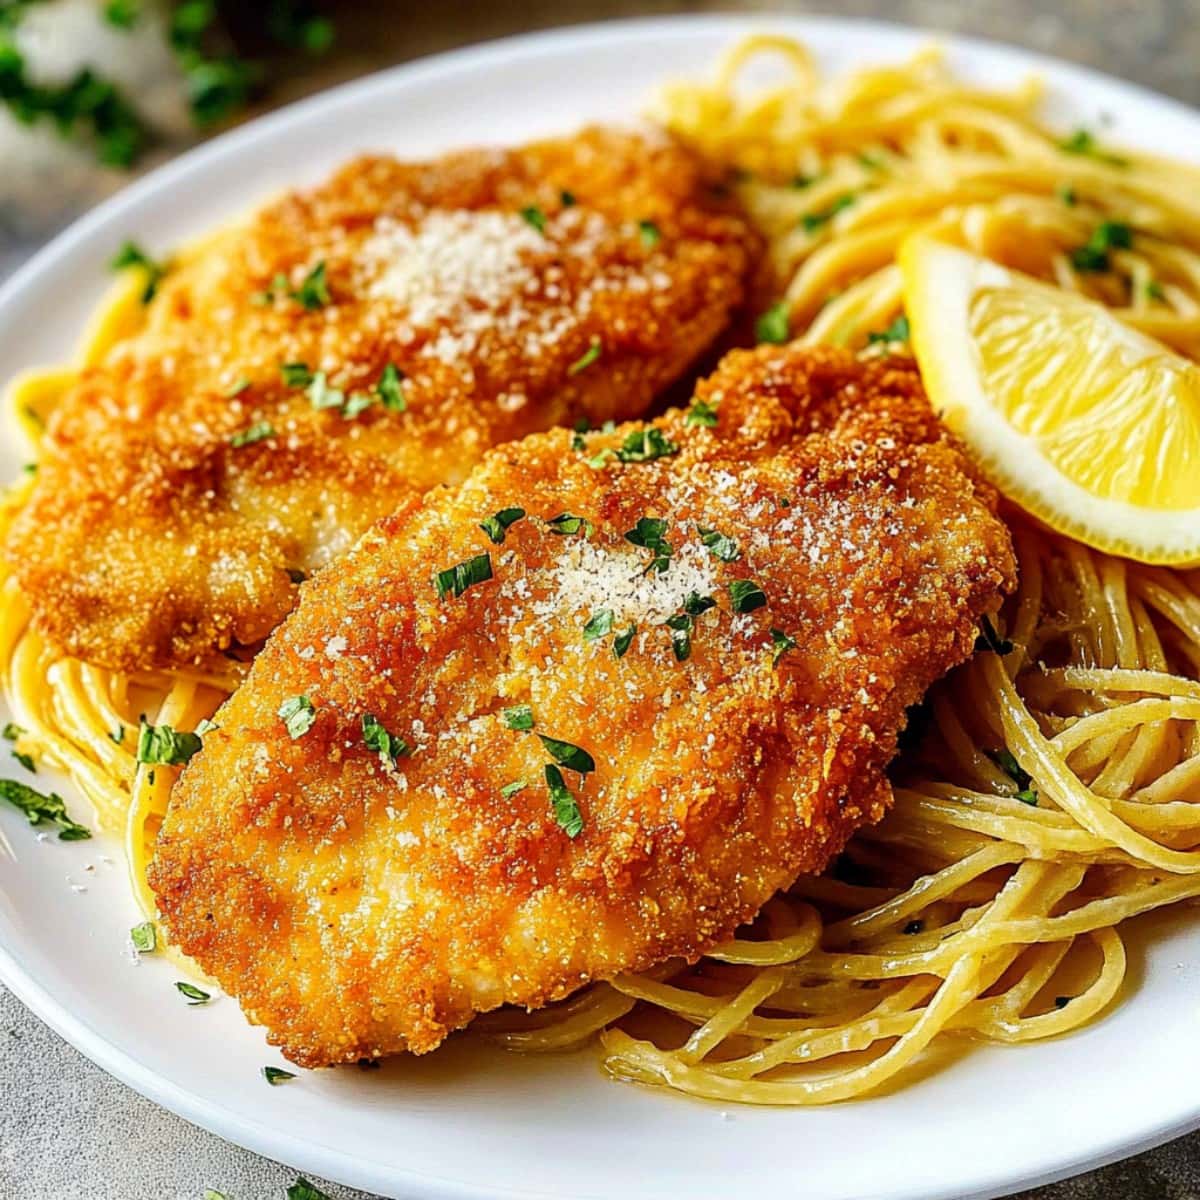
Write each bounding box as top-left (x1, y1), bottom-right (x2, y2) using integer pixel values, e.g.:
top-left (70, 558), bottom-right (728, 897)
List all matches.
top-left (899, 234), bottom-right (1200, 565)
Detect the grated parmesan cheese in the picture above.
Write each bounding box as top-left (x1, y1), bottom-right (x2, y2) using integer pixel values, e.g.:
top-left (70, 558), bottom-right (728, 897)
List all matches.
top-left (359, 207), bottom-right (616, 366)
top-left (364, 210), bottom-right (546, 321)
top-left (535, 539), bottom-right (720, 629)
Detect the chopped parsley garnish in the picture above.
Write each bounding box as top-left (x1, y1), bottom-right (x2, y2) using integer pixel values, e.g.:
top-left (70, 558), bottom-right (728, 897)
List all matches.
top-left (12, 749), bottom-right (34, 773)
top-left (130, 921), bottom-right (156, 953)
top-left (1070, 221), bottom-right (1133, 273)
top-left (583, 609), bottom-right (615, 641)
top-left (638, 219), bottom-right (661, 248)
top-left (800, 193), bottom-right (856, 232)
top-left (791, 172), bottom-right (818, 189)
top-left (295, 370), bottom-right (375, 420)
top-left (260, 263), bottom-right (329, 309)
top-left (362, 713), bottom-right (409, 766)
top-left (104, 0), bottom-right (140, 29)
top-left (255, 273), bottom-right (290, 305)
top-left (545, 764), bottom-right (584, 838)
top-left (500, 779), bottom-right (527, 799)
top-left (341, 391), bottom-right (373, 420)
top-left (502, 704), bottom-right (534, 732)
top-left (174, 981), bottom-right (211, 1005)
top-left (268, 6), bottom-right (335, 53)
top-left (624, 516), bottom-right (672, 573)
top-left (225, 378), bottom-right (252, 397)
top-left (1100, 221), bottom-right (1133, 248)
top-left (560, 190), bottom-right (576, 207)
top-left (278, 695), bottom-right (317, 740)
top-left (975, 615), bottom-right (1014, 656)
top-left (107, 725), bottom-right (125, 744)
top-left (567, 338), bottom-right (602, 376)
top-left (2, 722), bottom-right (22, 741)
top-left (665, 613), bottom-right (694, 661)
top-left (520, 205), bottom-right (547, 234)
top-left (376, 363), bottom-right (407, 412)
top-left (990, 748), bottom-right (1028, 785)
top-left (728, 579), bottom-right (767, 613)
top-left (287, 1181), bottom-right (333, 1200)
top-left (185, 54), bottom-right (258, 129)
top-left (0, 41), bottom-right (150, 167)
top-left (267, 3), bottom-right (336, 53)
top-left (280, 361), bottom-right (314, 388)
top-left (291, 261), bottom-right (330, 309)
top-left (867, 314), bottom-right (910, 346)
top-left (698, 527), bottom-right (740, 562)
top-left (666, 592), bottom-right (717, 659)
top-left (685, 399), bottom-right (719, 428)
top-left (755, 302), bottom-right (790, 344)
top-left (1057, 184), bottom-right (1077, 207)
top-left (546, 512), bottom-right (593, 537)
top-left (168, 0), bottom-right (257, 127)
top-left (0, 779), bottom-right (90, 840)
top-left (538, 734), bottom-right (595, 774)
top-left (305, 371), bottom-right (344, 410)
top-left (434, 553), bottom-right (493, 600)
top-left (770, 628), bottom-right (797, 663)
top-left (230, 421), bottom-right (275, 448)
top-left (1058, 128), bottom-right (1127, 167)
top-left (615, 426), bottom-right (679, 463)
top-left (613, 623), bottom-right (637, 658)
top-left (625, 516), bottom-right (666, 542)
top-left (988, 747), bottom-right (1039, 806)
top-left (110, 241), bottom-right (167, 303)
top-left (1146, 279), bottom-right (1167, 301)
top-left (857, 151), bottom-right (885, 170)
top-left (204, 1192), bottom-right (229, 1200)
top-left (262, 1065), bottom-right (296, 1085)
top-left (136, 717), bottom-right (202, 766)
top-left (570, 417), bottom-right (619, 464)
top-left (479, 507), bottom-right (526, 544)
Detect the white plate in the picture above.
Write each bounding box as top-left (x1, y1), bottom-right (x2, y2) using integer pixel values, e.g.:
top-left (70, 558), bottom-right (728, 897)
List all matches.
top-left (2, 16), bottom-right (1200, 1200)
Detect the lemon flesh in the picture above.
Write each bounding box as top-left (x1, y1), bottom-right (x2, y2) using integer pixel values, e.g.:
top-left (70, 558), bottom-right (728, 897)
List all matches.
top-left (899, 235), bottom-right (1200, 565)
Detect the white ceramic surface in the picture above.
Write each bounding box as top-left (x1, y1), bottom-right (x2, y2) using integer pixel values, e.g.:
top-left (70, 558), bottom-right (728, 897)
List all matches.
top-left (2, 16), bottom-right (1199, 1200)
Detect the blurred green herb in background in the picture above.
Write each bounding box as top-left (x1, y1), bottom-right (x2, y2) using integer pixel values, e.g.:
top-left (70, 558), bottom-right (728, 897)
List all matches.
top-left (0, 0), bottom-right (334, 165)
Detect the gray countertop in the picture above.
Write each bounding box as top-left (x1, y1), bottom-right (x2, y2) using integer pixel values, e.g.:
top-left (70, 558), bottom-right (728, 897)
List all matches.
top-left (3, 2), bottom-right (1200, 1197)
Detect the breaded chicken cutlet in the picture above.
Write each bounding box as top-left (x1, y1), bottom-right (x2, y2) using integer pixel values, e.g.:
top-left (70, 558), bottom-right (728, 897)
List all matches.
top-left (148, 345), bottom-right (1016, 1068)
top-left (5, 127), bottom-right (757, 673)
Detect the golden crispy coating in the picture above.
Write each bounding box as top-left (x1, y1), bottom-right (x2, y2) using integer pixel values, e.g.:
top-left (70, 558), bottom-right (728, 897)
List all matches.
top-left (149, 345), bottom-right (1015, 1068)
top-left (6, 127), bottom-right (756, 672)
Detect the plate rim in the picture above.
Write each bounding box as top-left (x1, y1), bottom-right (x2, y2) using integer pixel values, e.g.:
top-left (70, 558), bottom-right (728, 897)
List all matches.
top-left (2, 13), bottom-right (1199, 1200)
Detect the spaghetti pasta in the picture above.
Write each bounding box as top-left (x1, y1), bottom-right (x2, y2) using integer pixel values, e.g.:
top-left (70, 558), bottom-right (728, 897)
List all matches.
top-left (650, 36), bottom-right (1200, 356)
top-left (5, 35), bottom-right (1200, 1103)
